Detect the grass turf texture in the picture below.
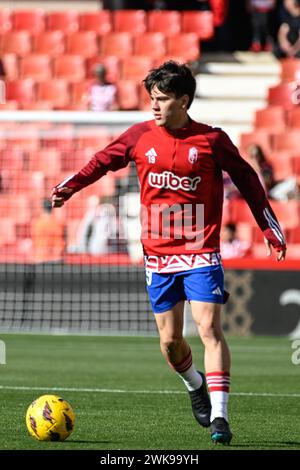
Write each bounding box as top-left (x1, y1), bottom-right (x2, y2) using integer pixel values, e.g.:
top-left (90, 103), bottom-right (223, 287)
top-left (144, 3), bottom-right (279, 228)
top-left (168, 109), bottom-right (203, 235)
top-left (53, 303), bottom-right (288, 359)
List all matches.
top-left (0, 334), bottom-right (299, 450)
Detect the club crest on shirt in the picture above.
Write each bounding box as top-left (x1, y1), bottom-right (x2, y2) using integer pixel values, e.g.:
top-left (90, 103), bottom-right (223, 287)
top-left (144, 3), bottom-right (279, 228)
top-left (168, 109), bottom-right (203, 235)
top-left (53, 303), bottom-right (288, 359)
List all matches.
top-left (188, 147), bottom-right (198, 164)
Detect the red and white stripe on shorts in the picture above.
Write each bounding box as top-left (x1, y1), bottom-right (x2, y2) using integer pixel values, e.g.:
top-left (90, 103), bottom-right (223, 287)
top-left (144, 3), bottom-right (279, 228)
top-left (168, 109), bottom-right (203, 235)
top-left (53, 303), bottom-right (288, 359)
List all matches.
top-left (206, 371), bottom-right (230, 392)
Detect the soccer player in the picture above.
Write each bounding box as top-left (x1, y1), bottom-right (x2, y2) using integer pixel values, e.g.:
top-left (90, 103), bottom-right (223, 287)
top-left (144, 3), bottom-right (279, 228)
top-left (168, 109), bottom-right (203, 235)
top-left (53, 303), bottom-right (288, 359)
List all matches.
top-left (51, 61), bottom-right (286, 445)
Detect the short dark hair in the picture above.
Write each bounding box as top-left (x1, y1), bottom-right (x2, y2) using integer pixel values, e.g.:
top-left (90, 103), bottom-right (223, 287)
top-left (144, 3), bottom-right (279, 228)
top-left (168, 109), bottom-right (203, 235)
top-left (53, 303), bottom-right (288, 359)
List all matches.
top-left (143, 61), bottom-right (196, 109)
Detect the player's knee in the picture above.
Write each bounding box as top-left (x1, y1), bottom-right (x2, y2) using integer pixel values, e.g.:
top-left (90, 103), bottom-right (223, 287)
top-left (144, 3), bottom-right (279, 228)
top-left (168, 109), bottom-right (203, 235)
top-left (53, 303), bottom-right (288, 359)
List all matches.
top-left (198, 317), bottom-right (222, 343)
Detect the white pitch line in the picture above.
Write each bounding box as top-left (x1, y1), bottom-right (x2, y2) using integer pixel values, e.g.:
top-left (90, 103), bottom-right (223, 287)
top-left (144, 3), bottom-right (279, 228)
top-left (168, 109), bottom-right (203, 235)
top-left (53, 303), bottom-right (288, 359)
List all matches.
top-left (0, 385), bottom-right (300, 398)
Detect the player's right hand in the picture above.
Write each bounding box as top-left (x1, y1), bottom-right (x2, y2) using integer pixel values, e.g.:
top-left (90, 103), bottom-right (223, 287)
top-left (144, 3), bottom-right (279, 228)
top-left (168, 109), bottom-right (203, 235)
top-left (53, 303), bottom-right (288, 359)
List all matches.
top-left (51, 187), bottom-right (73, 208)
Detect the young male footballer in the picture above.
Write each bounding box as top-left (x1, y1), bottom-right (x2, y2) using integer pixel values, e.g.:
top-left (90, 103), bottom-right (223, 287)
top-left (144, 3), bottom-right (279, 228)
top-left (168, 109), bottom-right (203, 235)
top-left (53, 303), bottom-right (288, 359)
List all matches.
top-left (51, 61), bottom-right (286, 445)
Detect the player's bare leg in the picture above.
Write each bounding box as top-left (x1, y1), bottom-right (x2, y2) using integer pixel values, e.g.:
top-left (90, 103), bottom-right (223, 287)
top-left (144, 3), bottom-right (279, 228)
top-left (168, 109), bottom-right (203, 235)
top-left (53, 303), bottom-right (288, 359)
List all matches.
top-left (155, 301), bottom-right (211, 428)
top-left (190, 301), bottom-right (232, 444)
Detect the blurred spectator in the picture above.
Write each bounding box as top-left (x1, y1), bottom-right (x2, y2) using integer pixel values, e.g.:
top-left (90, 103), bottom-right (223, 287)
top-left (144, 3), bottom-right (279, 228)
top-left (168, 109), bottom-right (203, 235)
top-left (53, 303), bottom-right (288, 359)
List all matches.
top-left (119, 191), bottom-right (144, 264)
top-left (0, 59), bottom-right (5, 80)
top-left (269, 177), bottom-right (300, 200)
top-left (85, 64), bottom-right (118, 112)
top-left (247, 144), bottom-right (300, 200)
top-left (68, 195), bottom-right (118, 255)
top-left (247, 144), bottom-right (275, 194)
top-left (31, 198), bottom-right (65, 262)
top-left (247, 0), bottom-right (276, 52)
top-left (220, 222), bottom-right (252, 259)
top-left (273, 0), bottom-right (300, 58)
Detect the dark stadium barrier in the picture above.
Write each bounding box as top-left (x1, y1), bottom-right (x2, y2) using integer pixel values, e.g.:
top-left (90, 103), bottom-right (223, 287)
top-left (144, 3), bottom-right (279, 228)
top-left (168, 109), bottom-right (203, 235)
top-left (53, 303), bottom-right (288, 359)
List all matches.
top-left (0, 260), bottom-right (299, 336)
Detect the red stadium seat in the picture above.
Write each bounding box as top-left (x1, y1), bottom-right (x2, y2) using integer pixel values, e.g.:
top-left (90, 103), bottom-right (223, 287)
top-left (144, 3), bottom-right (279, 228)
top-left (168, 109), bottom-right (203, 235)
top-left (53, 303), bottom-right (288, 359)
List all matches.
top-left (61, 149), bottom-right (93, 172)
top-left (181, 11), bottom-right (214, 40)
top-left (32, 31), bottom-right (65, 57)
top-left (46, 11), bottom-right (79, 33)
top-left (0, 148), bottom-right (24, 171)
top-left (251, 225), bottom-right (264, 243)
top-left (2, 31), bottom-right (32, 56)
top-left (122, 56), bottom-right (154, 82)
top-left (269, 200), bottom-right (300, 230)
top-left (286, 226), bottom-right (300, 243)
top-left (82, 173), bottom-right (116, 198)
top-left (26, 101), bottom-right (53, 110)
top-left (1, 54), bottom-right (18, 80)
top-left (65, 195), bottom-right (89, 219)
top-left (113, 10), bottom-right (147, 36)
top-left (79, 10), bottom-right (112, 35)
top-left (139, 84), bottom-right (151, 110)
top-left (4, 125), bottom-right (40, 154)
top-left (86, 56), bottom-right (121, 83)
top-left (6, 79), bottom-right (35, 108)
top-left (12, 10), bottom-right (45, 34)
top-left (0, 9), bottom-right (12, 34)
top-left (9, 171), bottom-right (45, 196)
top-left (54, 55), bottom-right (86, 83)
top-left (0, 218), bottom-right (17, 247)
top-left (117, 80), bottom-right (139, 110)
top-left (70, 80), bottom-right (93, 108)
top-left (268, 151), bottom-right (294, 180)
top-left (286, 107), bottom-right (300, 128)
top-left (74, 127), bottom-right (111, 151)
top-left (0, 195), bottom-right (31, 224)
top-left (272, 131), bottom-right (300, 152)
top-left (147, 10), bottom-right (181, 37)
top-left (280, 58), bottom-right (300, 81)
top-left (37, 79), bottom-right (70, 109)
top-left (284, 244), bottom-right (300, 259)
top-left (228, 199), bottom-right (256, 225)
top-left (252, 243), bottom-right (268, 258)
top-left (268, 82), bottom-right (298, 109)
top-left (254, 106), bottom-right (286, 131)
top-left (167, 34), bottom-right (200, 61)
top-left (239, 129), bottom-right (272, 155)
top-left (40, 124), bottom-right (74, 151)
top-left (134, 33), bottom-right (167, 59)
top-left (291, 156), bottom-right (300, 177)
top-left (100, 33), bottom-right (133, 58)
top-left (0, 101), bottom-right (18, 110)
top-left (20, 55), bottom-right (52, 82)
top-left (28, 148), bottom-right (61, 175)
top-left (66, 31), bottom-right (99, 58)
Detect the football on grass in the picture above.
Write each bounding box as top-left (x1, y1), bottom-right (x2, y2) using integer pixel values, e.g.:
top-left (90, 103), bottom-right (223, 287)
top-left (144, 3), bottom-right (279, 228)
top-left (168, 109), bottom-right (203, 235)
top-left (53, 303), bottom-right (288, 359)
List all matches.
top-left (26, 394), bottom-right (75, 441)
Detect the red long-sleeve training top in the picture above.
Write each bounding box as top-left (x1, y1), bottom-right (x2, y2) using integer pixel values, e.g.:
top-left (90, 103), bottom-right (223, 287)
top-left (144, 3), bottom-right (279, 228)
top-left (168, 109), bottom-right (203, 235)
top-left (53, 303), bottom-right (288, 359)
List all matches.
top-left (54, 119), bottom-right (286, 257)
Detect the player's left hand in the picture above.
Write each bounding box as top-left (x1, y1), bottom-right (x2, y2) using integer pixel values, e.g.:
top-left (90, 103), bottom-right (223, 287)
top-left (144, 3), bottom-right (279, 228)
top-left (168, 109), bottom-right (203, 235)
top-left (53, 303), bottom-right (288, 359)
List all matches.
top-left (264, 238), bottom-right (286, 261)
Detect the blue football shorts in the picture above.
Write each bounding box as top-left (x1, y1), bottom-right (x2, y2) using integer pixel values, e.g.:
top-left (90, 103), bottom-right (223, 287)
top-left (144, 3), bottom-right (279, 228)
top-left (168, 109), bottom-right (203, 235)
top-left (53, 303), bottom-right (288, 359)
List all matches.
top-left (145, 265), bottom-right (229, 314)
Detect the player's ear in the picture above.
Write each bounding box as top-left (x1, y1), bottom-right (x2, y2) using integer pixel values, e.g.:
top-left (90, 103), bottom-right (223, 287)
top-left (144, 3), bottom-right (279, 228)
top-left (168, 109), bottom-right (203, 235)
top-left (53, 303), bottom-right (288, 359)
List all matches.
top-left (181, 95), bottom-right (189, 109)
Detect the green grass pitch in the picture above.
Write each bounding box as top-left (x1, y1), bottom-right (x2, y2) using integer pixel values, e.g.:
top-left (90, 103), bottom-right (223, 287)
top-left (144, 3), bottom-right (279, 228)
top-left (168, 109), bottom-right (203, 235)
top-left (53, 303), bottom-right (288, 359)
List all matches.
top-left (0, 334), bottom-right (299, 450)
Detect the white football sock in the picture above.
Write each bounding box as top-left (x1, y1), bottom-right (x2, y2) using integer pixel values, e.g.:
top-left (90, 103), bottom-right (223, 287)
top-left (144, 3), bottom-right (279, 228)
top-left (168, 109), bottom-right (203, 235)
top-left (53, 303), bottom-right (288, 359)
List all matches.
top-left (176, 364), bottom-right (203, 392)
top-left (210, 391), bottom-right (229, 422)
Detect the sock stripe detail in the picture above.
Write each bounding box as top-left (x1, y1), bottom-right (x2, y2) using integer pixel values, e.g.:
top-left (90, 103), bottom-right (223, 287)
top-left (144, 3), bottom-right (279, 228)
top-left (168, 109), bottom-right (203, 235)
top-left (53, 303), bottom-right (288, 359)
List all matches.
top-left (206, 371), bottom-right (230, 377)
top-left (206, 371), bottom-right (230, 393)
top-left (208, 386), bottom-right (230, 392)
top-left (170, 349), bottom-right (193, 373)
